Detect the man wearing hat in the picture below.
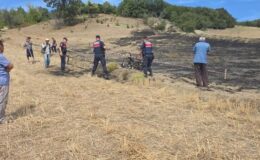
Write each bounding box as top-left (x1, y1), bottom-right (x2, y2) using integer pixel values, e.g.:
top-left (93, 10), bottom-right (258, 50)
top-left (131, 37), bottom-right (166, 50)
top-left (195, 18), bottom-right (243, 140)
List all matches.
top-left (193, 37), bottom-right (211, 88)
top-left (91, 35), bottom-right (109, 79)
top-left (41, 38), bottom-right (52, 68)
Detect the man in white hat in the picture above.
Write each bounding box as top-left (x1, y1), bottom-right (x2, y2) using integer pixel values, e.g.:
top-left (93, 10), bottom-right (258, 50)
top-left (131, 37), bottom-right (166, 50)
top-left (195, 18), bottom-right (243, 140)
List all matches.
top-left (41, 38), bottom-right (52, 68)
top-left (193, 37), bottom-right (211, 88)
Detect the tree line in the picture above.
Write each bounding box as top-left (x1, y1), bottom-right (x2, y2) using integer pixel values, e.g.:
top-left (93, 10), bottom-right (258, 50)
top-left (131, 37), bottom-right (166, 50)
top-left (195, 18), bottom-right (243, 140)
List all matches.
top-left (238, 19), bottom-right (260, 28)
top-left (117, 0), bottom-right (236, 32)
top-left (0, 7), bottom-right (50, 29)
top-left (1, 0), bottom-right (239, 32)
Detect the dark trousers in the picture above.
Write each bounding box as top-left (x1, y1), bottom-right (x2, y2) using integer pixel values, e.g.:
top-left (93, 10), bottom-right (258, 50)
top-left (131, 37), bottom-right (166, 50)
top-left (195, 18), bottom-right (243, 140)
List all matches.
top-left (92, 55), bottom-right (108, 75)
top-left (61, 54), bottom-right (66, 71)
top-left (143, 55), bottom-right (154, 76)
top-left (194, 63), bottom-right (208, 87)
top-left (52, 46), bottom-right (57, 53)
top-left (26, 49), bottom-right (34, 60)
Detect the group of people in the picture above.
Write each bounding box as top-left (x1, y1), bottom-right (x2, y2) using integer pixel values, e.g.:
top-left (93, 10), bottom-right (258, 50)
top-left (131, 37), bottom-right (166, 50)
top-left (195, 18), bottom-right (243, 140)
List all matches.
top-left (24, 37), bottom-right (68, 71)
top-left (0, 34), bottom-right (211, 124)
top-left (140, 36), bottom-right (211, 88)
top-left (40, 37), bottom-right (68, 71)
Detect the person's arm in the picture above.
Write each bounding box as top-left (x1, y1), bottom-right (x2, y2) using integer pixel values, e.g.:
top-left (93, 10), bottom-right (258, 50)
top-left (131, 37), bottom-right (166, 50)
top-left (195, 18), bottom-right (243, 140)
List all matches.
top-left (23, 42), bottom-right (27, 48)
top-left (42, 43), bottom-right (46, 49)
top-left (140, 42), bottom-right (145, 56)
top-left (101, 41), bottom-right (106, 53)
top-left (1, 57), bottom-right (13, 72)
top-left (207, 44), bottom-right (211, 55)
top-left (193, 44), bottom-right (196, 54)
top-left (6, 63), bottom-right (14, 72)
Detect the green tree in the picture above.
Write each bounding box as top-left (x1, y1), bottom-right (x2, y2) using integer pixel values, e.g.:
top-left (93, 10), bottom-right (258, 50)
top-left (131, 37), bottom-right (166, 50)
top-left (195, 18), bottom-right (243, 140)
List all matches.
top-left (102, 2), bottom-right (116, 14)
top-left (44, 0), bottom-right (82, 24)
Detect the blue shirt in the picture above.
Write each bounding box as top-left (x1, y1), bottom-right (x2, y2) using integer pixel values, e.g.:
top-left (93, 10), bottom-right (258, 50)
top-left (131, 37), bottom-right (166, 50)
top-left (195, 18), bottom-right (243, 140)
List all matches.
top-left (0, 54), bottom-right (10, 86)
top-left (193, 42), bottom-right (211, 64)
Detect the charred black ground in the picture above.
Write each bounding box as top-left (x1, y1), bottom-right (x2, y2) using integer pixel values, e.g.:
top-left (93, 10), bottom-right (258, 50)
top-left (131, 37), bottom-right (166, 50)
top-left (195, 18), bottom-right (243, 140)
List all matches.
top-left (114, 30), bottom-right (260, 90)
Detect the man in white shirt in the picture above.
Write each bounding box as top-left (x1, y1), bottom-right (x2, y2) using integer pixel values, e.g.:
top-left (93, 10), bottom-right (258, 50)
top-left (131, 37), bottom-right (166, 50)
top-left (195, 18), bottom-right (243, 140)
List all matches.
top-left (42, 39), bottom-right (51, 68)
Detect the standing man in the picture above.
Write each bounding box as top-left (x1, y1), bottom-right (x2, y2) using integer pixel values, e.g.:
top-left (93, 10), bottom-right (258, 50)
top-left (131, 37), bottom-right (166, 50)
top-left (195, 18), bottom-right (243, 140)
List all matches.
top-left (41, 38), bottom-right (51, 68)
top-left (23, 37), bottom-right (34, 63)
top-left (193, 37), bottom-right (211, 88)
top-left (0, 40), bottom-right (14, 124)
top-left (141, 36), bottom-right (154, 77)
top-left (59, 37), bottom-right (68, 71)
top-left (91, 35), bottom-right (109, 79)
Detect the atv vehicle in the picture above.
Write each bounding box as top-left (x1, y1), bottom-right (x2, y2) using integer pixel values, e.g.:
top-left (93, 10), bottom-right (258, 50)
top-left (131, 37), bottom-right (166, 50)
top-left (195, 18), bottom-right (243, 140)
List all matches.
top-left (121, 53), bottom-right (143, 71)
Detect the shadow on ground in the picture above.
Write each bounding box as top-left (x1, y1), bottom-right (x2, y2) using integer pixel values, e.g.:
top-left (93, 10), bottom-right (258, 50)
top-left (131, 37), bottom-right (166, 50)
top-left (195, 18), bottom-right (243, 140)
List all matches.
top-left (9, 104), bottom-right (36, 120)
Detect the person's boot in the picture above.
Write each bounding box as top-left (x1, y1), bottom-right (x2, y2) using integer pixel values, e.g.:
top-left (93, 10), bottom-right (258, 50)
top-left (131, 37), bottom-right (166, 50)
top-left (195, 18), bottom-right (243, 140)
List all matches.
top-left (103, 74), bottom-right (109, 80)
top-left (91, 71), bottom-right (95, 77)
top-left (149, 70), bottom-right (153, 77)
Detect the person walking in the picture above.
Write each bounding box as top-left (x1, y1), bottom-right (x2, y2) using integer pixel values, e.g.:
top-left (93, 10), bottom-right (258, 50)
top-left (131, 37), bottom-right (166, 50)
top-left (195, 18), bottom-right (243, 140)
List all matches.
top-left (0, 40), bottom-right (14, 124)
top-left (23, 37), bottom-right (34, 63)
top-left (193, 37), bottom-right (211, 88)
top-left (59, 37), bottom-right (68, 71)
top-left (91, 35), bottom-right (109, 79)
top-left (141, 36), bottom-right (154, 77)
top-left (41, 39), bottom-right (52, 68)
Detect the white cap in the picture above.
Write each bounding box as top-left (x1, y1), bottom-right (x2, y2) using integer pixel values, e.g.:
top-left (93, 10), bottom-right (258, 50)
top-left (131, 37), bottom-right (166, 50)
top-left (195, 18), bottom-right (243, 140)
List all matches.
top-left (199, 37), bottom-right (206, 41)
top-left (45, 38), bottom-right (50, 41)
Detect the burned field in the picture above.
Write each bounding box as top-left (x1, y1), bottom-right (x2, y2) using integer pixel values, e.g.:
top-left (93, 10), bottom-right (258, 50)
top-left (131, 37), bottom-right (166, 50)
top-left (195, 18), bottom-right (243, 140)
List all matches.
top-left (115, 30), bottom-right (260, 90)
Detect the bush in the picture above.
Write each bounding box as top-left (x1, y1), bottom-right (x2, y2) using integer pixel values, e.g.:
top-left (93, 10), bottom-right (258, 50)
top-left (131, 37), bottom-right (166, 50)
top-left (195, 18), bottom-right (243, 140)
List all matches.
top-left (154, 20), bottom-right (166, 31)
top-left (107, 62), bottom-right (119, 73)
top-left (115, 21), bottom-right (120, 26)
top-left (130, 72), bottom-right (145, 83)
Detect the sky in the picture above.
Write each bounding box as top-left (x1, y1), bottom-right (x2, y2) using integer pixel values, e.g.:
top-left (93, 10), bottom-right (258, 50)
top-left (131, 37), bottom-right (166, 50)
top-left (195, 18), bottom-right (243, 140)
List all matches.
top-left (0, 0), bottom-right (259, 21)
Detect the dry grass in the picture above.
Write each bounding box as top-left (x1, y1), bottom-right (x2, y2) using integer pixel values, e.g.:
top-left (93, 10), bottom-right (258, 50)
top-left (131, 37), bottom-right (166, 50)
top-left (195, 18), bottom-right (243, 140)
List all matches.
top-left (198, 25), bottom-right (260, 39)
top-left (0, 15), bottom-right (259, 160)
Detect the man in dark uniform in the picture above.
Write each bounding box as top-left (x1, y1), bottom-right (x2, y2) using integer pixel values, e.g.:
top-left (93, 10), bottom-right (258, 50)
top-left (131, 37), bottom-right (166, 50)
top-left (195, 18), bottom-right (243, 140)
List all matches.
top-left (59, 37), bottom-right (68, 71)
top-left (141, 36), bottom-right (154, 77)
top-left (91, 35), bottom-right (109, 79)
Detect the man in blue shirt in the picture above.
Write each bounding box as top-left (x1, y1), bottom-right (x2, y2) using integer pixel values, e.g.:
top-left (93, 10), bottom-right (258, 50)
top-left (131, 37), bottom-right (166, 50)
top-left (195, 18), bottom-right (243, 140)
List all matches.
top-left (0, 40), bottom-right (14, 124)
top-left (193, 37), bottom-right (211, 88)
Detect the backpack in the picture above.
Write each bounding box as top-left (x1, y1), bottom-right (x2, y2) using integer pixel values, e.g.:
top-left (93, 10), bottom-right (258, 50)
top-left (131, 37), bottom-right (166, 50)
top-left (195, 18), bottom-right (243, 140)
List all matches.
top-left (41, 44), bottom-right (50, 54)
top-left (41, 47), bottom-right (46, 54)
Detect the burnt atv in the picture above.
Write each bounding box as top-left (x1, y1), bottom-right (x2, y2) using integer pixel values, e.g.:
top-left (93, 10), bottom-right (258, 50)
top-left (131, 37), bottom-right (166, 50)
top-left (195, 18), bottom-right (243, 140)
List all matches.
top-left (121, 53), bottom-right (143, 71)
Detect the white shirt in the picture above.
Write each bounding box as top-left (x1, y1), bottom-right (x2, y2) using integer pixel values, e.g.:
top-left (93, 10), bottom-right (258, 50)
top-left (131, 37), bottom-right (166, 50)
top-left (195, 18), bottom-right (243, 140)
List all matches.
top-left (42, 43), bottom-right (51, 55)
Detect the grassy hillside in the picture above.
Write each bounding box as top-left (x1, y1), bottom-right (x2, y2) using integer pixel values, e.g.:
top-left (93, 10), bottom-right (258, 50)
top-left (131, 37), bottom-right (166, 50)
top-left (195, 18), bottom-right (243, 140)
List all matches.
top-left (0, 15), bottom-right (259, 159)
top-left (196, 25), bottom-right (260, 39)
top-left (1, 0), bottom-right (236, 33)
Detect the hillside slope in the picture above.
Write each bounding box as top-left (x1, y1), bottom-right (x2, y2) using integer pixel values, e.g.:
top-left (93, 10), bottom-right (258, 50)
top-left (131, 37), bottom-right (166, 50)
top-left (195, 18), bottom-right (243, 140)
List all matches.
top-left (0, 15), bottom-right (259, 160)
